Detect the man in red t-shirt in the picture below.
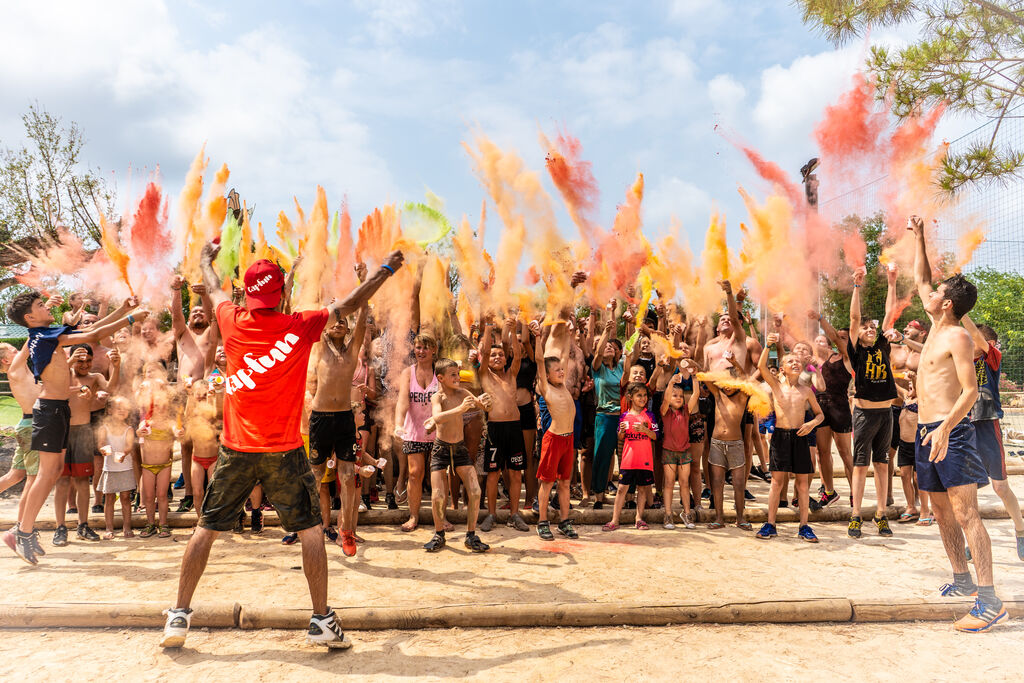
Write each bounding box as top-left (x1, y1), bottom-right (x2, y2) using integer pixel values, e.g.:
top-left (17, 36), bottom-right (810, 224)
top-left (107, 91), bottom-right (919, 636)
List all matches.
top-left (161, 241), bottom-right (403, 650)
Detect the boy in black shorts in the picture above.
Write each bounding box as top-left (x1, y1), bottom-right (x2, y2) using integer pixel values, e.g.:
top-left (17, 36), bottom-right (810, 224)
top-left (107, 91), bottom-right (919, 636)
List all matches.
top-left (756, 334), bottom-right (824, 542)
top-left (424, 359), bottom-right (492, 552)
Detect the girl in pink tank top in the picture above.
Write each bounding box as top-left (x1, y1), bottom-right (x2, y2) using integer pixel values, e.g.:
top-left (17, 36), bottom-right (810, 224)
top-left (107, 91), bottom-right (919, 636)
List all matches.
top-left (402, 364), bottom-right (438, 443)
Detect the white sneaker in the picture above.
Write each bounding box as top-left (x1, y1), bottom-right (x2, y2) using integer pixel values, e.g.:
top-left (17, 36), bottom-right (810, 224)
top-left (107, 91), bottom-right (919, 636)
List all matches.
top-left (307, 609), bottom-right (352, 649)
top-left (159, 607), bottom-right (193, 648)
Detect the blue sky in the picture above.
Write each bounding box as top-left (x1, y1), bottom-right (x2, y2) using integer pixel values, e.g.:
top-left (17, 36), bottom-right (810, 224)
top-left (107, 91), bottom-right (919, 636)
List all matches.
top-left (0, 1), bottom-right (968, 255)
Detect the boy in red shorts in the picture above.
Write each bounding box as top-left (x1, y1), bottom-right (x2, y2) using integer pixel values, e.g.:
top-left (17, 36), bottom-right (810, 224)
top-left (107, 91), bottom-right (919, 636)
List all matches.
top-left (534, 323), bottom-right (578, 540)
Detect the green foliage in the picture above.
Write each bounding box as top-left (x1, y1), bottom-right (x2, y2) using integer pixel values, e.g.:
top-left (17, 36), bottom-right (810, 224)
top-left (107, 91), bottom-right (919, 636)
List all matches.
top-left (967, 266), bottom-right (1024, 385)
top-left (797, 0), bottom-right (1024, 191)
top-left (0, 103), bottom-right (115, 246)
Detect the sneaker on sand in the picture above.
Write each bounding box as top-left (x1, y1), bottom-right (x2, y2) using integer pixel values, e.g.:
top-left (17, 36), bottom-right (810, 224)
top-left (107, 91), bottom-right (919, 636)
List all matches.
top-left (537, 521), bottom-right (554, 541)
top-left (507, 513), bottom-right (529, 532)
top-left (755, 522), bottom-right (777, 539)
top-left (874, 516), bottom-right (893, 537)
top-left (464, 532), bottom-right (490, 553)
top-left (52, 524), bottom-right (69, 546)
top-left (307, 609), bottom-right (352, 649)
top-left (341, 531), bottom-right (357, 557)
top-left (848, 516), bottom-right (862, 539)
top-left (424, 532), bottom-right (446, 552)
top-left (953, 599), bottom-right (1007, 633)
top-left (14, 530), bottom-right (38, 565)
top-left (281, 532), bottom-right (299, 545)
top-left (557, 520), bottom-right (578, 539)
top-left (798, 524), bottom-right (819, 543)
top-left (478, 513), bottom-right (495, 532)
top-left (76, 524), bottom-right (100, 542)
top-left (251, 509), bottom-right (264, 535)
top-left (939, 582), bottom-right (977, 597)
top-left (159, 608), bottom-right (193, 648)
top-left (175, 496), bottom-right (194, 513)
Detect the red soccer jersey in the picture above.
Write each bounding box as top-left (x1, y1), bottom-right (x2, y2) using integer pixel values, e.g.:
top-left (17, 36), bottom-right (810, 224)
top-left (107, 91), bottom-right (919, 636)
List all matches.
top-left (216, 302), bottom-right (328, 452)
top-left (619, 411), bottom-right (656, 470)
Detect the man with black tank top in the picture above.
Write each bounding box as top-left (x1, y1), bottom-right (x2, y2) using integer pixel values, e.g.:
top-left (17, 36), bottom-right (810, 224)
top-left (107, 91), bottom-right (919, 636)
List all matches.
top-left (847, 266), bottom-right (896, 539)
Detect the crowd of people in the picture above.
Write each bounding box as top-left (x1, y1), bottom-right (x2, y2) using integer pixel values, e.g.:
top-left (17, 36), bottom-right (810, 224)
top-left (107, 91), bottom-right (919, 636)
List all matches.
top-left (0, 215), bottom-right (1020, 646)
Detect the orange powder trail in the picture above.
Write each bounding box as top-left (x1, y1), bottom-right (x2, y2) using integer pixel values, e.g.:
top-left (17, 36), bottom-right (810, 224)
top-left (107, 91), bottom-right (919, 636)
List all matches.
top-left (294, 187), bottom-right (331, 310)
top-left (332, 201), bottom-right (357, 295)
top-left (177, 148), bottom-right (208, 286)
top-left (451, 214), bottom-right (488, 316)
top-left (127, 182), bottom-right (172, 307)
top-left (99, 213), bottom-right (133, 296)
top-left (540, 129), bottom-right (601, 242)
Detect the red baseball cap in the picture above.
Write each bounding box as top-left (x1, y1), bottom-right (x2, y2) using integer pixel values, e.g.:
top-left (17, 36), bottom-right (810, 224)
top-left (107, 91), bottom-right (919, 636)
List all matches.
top-left (243, 260), bottom-right (284, 309)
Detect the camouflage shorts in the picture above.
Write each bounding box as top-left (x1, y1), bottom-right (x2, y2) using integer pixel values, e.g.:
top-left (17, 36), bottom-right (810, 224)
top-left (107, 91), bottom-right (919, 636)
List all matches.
top-left (199, 445), bottom-right (321, 532)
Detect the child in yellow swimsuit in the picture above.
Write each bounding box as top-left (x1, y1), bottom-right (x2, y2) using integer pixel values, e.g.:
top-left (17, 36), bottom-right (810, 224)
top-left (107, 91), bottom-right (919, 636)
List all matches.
top-left (137, 363), bottom-right (178, 539)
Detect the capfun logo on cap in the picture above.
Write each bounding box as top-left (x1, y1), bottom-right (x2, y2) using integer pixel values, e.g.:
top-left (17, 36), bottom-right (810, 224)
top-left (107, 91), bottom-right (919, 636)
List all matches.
top-left (247, 273), bottom-right (274, 293)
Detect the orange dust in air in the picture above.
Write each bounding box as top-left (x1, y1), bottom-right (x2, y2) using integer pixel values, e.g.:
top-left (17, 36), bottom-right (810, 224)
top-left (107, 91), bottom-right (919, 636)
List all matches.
top-left (99, 213), bottom-right (134, 296)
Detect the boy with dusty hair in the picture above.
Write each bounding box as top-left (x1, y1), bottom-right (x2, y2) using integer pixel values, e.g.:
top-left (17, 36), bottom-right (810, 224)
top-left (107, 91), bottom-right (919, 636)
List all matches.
top-left (423, 358), bottom-right (492, 553)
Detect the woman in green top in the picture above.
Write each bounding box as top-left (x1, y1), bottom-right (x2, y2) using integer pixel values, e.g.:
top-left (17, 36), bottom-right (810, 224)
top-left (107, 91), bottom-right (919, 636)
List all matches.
top-left (591, 319), bottom-right (623, 509)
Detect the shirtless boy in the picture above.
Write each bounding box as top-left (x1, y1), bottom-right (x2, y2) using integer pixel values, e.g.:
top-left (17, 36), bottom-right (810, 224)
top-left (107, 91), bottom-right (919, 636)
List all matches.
top-left (756, 333), bottom-right (824, 542)
top-left (534, 323), bottom-right (580, 541)
top-left (309, 305), bottom-right (369, 556)
top-left (0, 343), bottom-right (43, 556)
top-left (908, 215), bottom-right (1005, 631)
top-left (422, 359), bottom-right (491, 553)
top-left (53, 344), bottom-right (116, 545)
top-left (477, 317), bottom-right (529, 533)
top-left (171, 275), bottom-right (219, 512)
top-left (5, 291), bottom-right (144, 564)
top-left (700, 369), bottom-right (754, 531)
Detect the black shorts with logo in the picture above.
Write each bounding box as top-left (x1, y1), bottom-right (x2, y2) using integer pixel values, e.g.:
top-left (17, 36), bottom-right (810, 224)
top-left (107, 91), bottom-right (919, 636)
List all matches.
top-left (429, 439), bottom-right (474, 472)
top-left (484, 420), bottom-right (527, 472)
top-left (200, 446), bottom-right (320, 533)
top-left (31, 398), bottom-right (71, 453)
top-left (308, 410), bottom-right (357, 465)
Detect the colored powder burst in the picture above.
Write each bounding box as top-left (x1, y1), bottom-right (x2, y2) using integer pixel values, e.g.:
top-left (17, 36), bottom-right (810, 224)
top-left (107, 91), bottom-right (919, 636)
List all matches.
top-left (954, 227), bottom-right (986, 273)
top-left (540, 128), bottom-right (600, 241)
top-left (238, 203), bottom-right (255, 275)
top-left (294, 186), bottom-right (331, 311)
top-left (177, 148), bottom-right (209, 286)
top-left (695, 371), bottom-right (772, 418)
top-left (418, 253), bottom-right (453, 331)
top-left (214, 210), bottom-right (243, 282)
top-left (126, 181), bottom-right (173, 307)
top-left (737, 188), bottom-right (815, 321)
top-left (402, 198), bottom-right (453, 249)
top-left (332, 200), bottom-right (357, 295)
top-left (99, 213), bottom-right (133, 296)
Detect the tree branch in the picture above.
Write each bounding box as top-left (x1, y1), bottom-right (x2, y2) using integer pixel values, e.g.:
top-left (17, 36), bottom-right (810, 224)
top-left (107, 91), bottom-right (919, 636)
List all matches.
top-left (968, 0), bottom-right (1024, 28)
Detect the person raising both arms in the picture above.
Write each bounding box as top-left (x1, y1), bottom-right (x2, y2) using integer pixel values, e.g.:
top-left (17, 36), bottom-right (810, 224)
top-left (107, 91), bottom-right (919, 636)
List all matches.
top-left (807, 310), bottom-right (854, 509)
top-left (160, 242), bottom-right (403, 650)
top-left (846, 266), bottom-right (897, 540)
top-left (308, 304), bottom-right (370, 557)
top-left (170, 274), bottom-right (219, 513)
top-left (907, 215), bottom-right (1005, 632)
top-left (756, 333), bottom-right (824, 543)
top-left (477, 315), bottom-right (529, 533)
top-left (4, 292), bottom-right (144, 565)
top-left (590, 305), bottom-right (624, 510)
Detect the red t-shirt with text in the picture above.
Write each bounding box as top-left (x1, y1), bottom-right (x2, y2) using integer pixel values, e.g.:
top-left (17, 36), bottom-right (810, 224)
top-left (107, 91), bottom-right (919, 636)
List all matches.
top-left (216, 302), bottom-right (328, 452)
top-left (619, 411), bottom-right (656, 471)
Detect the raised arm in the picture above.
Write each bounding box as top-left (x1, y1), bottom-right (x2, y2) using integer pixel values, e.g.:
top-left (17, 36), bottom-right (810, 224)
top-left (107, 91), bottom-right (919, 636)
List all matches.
top-left (759, 333), bottom-right (782, 395)
top-left (200, 243), bottom-right (232, 308)
top-left (722, 280), bottom-right (746, 345)
top-left (477, 317), bottom-right (496, 370)
top-left (346, 305), bottom-right (370, 362)
top-left (591, 317), bottom-right (615, 372)
top-left (535, 326), bottom-right (550, 396)
top-left (64, 310), bottom-right (148, 346)
top-left (909, 216), bottom-right (934, 317)
top-left (849, 267), bottom-right (865, 342)
top-left (883, 264), bottom-right (898, 330)
top-left (961, 314), bottom-right (989, 359)
top-left (328, 251), bottom-right (404, 319)
top-left (171, 275), bottom-right (187, 338)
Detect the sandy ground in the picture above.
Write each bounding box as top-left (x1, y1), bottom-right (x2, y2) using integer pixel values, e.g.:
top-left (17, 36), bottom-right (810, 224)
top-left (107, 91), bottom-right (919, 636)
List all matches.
top-left (2, 622), bottom-right (1023, 682)
top-left (1, 474), bottom-right (1022, 680)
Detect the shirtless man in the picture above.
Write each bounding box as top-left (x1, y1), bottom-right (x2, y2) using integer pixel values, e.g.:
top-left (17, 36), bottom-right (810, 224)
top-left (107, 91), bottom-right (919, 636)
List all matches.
top-left (847, 266), bottom-right (897, 539)
top-left (703, 280), bottom-right (747, 373)
top-left (308, 305), bottom-right (369, 556)
top-left (535, 322), bottom-right (580, 541)
top-left (887, 318), bottom-right (928, 523)
top-left (79, 312), bottom-right (112, 379)
top-left (0, 343), bottom-right (43, 555)
top-left (756, 333), bottom-right (824, 542)
top-left (422, 359), bottom-right (491, 553)
top-left (5, 291), bottom-right (143, 564)
top-left (171, 275), bottom-right (219, 512)
top-left (907, 215), bottom-right (1005, 632)
top-left (477, 316), bottom-right (529, 533)
top-left (52, 344), bottom-right (117, 545)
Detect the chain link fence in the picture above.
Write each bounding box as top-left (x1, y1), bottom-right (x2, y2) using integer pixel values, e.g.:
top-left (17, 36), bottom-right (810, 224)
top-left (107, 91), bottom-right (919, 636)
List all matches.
top-left (819, 110), bottom-right (1024, 439)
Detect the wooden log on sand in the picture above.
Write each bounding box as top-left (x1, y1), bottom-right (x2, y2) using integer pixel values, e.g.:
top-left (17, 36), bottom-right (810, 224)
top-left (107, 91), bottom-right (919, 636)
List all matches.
top-left (238, 599), bottom-right (854, 630)
top-left (0, 602), bottom-right (239, 628)
top-left (851, 599), bottom-right (1024, 622)
top-left (0, 504), bottom-right (1012, 530)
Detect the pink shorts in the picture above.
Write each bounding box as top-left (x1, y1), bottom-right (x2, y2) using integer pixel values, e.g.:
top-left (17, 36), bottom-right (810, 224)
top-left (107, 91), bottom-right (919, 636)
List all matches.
top-left (537, 431), bottom-right (574, 482)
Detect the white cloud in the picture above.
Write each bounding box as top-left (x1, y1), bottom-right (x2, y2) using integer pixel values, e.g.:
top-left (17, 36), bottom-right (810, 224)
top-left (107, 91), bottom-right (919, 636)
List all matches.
top-left (644, 175), bottom-right (713, 234)
top-left (707, 73), bottom-right (746, 124)
top-left (352, 0), bottom-right (459, 43)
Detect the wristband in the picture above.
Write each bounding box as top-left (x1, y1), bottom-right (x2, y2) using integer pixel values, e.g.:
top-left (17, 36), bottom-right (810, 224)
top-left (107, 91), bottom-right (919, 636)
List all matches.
top-left (127, 315), bottom-right (135, 326)
top-left (853, 284), bottom-right (861, 288)
top-left (381, 263), bottom-right (395, 275)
